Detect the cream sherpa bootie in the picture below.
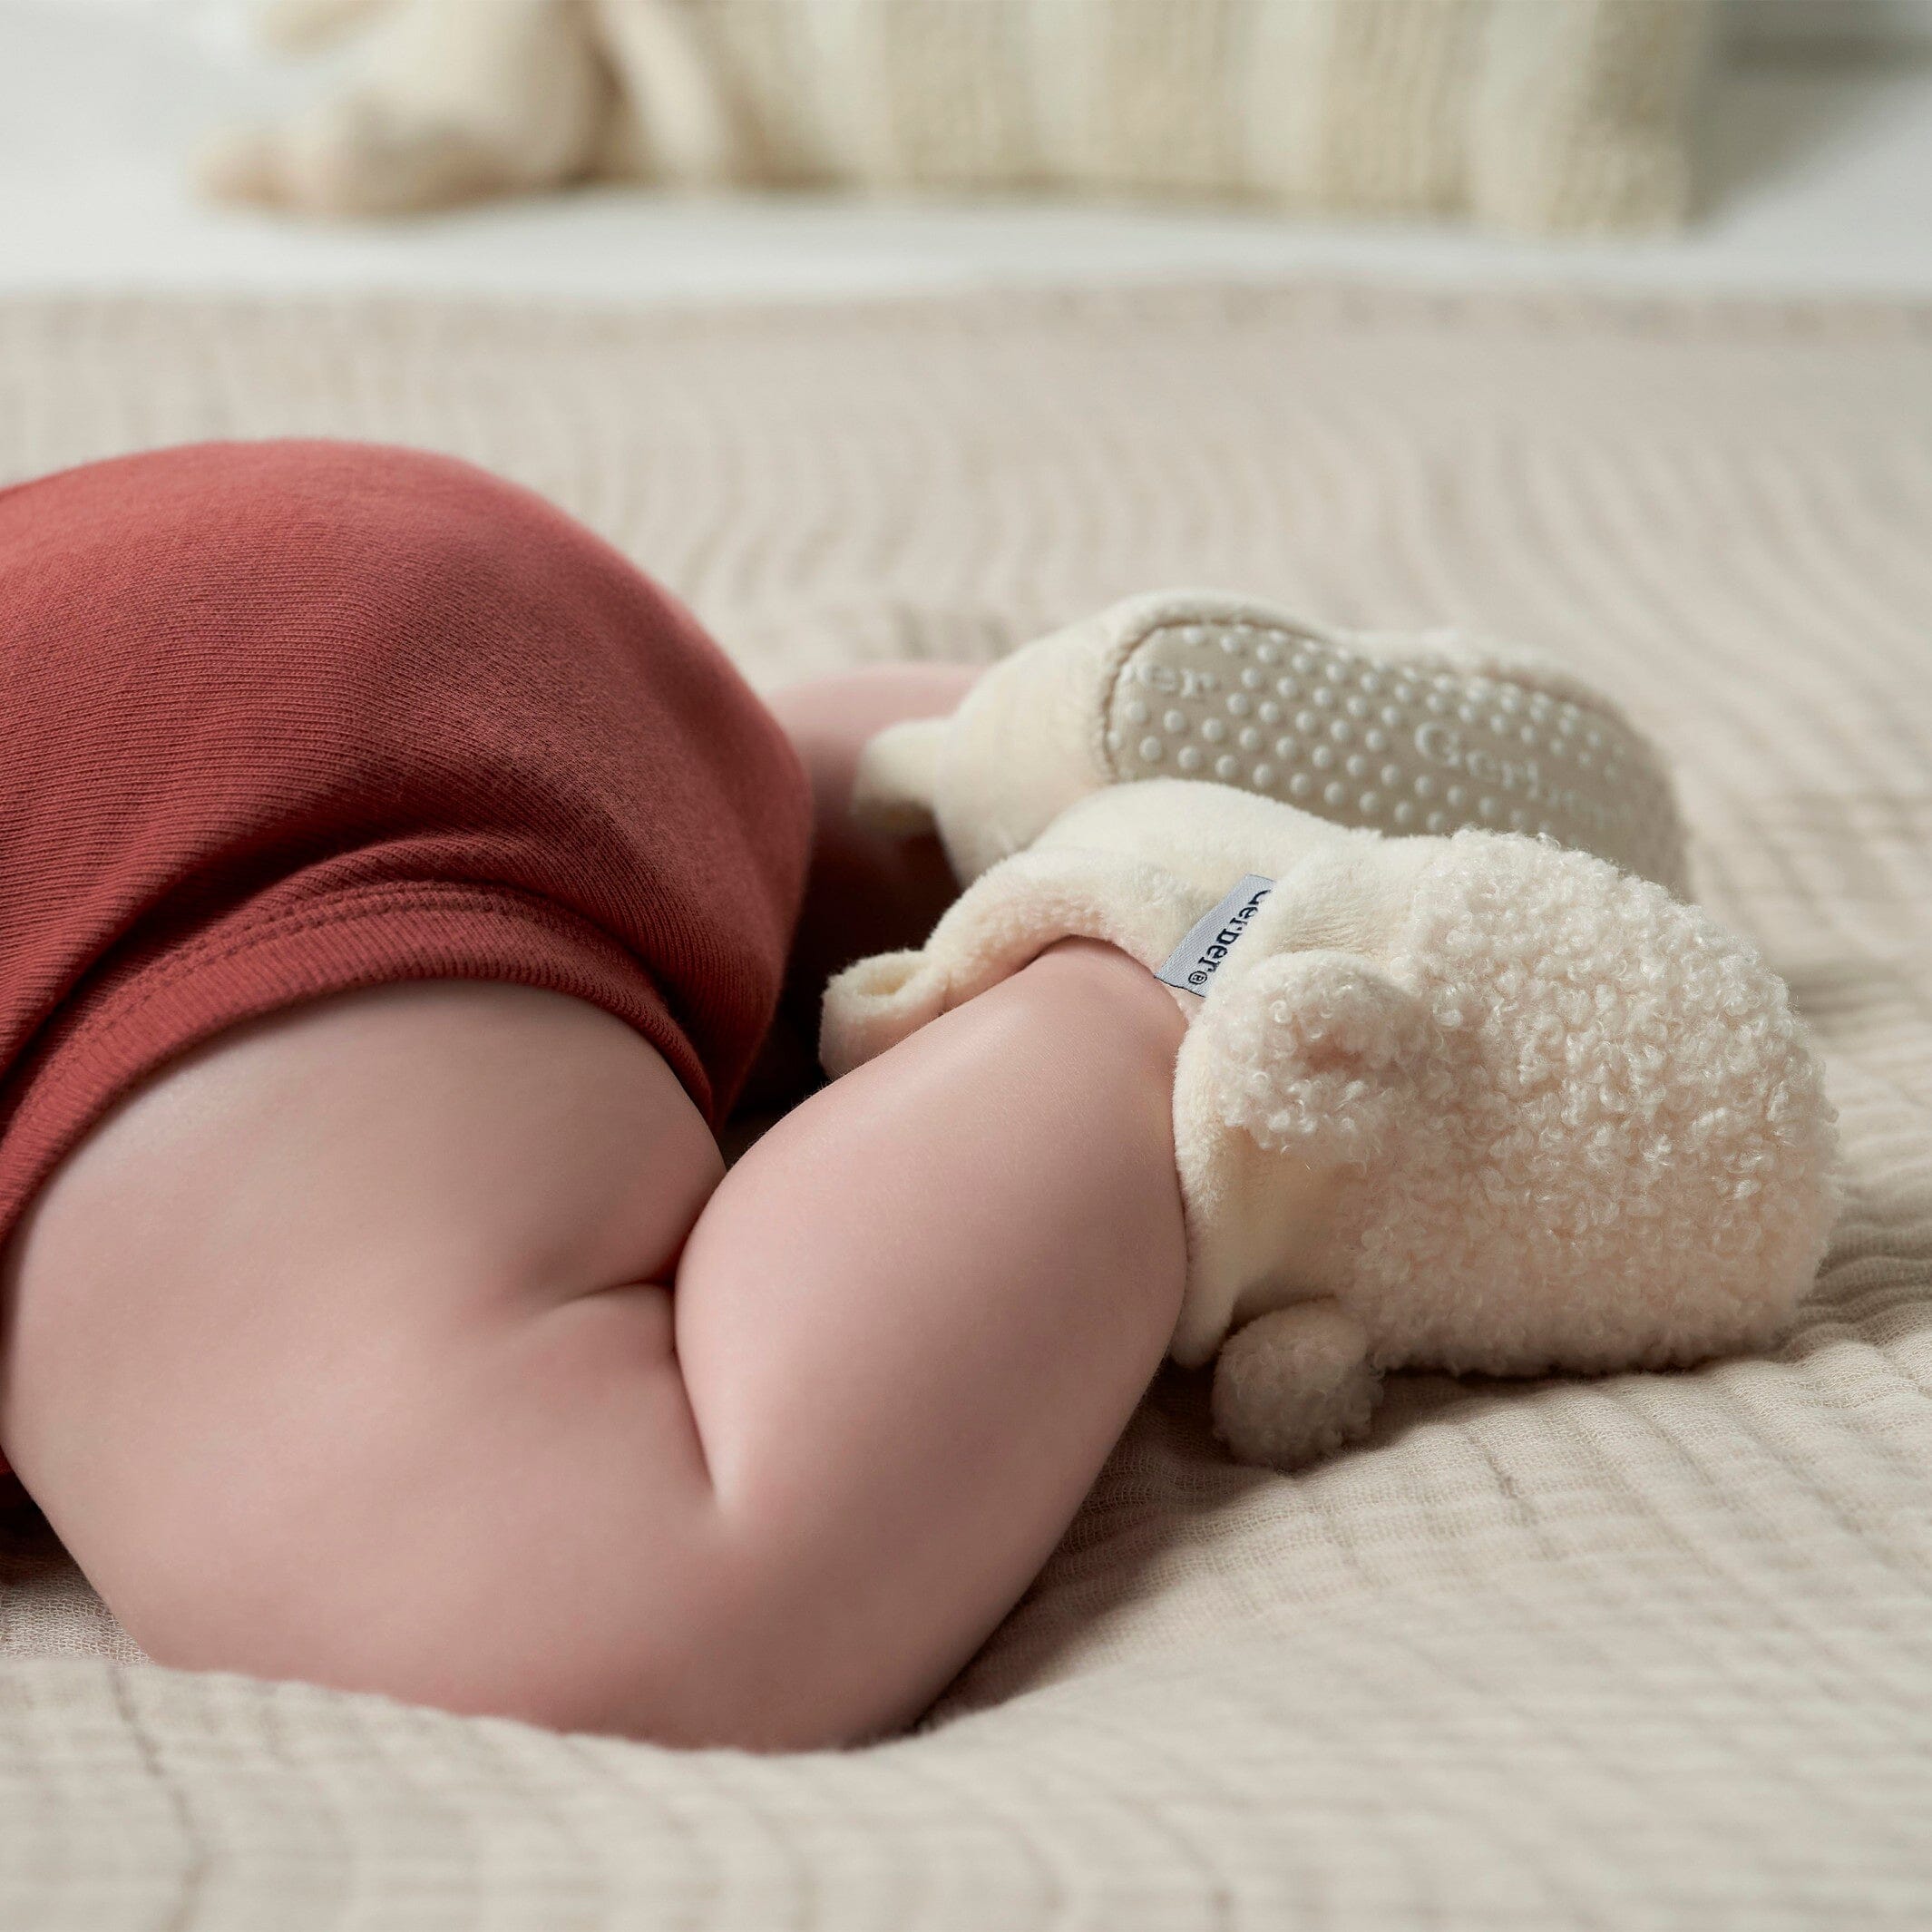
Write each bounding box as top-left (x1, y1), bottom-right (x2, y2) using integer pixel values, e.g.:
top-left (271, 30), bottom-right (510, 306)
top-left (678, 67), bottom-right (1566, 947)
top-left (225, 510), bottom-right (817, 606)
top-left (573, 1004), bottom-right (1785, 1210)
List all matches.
top-left (854, 591), bottom-right (1690, 896)
top-left (823, 780), bottom-right (1837, 1471)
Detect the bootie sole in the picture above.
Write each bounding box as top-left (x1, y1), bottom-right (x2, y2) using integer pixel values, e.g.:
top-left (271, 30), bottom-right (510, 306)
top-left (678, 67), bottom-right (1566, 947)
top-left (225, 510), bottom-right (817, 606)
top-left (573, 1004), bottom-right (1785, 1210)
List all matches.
top-left (1095, 596), bottom-right (1687, 892)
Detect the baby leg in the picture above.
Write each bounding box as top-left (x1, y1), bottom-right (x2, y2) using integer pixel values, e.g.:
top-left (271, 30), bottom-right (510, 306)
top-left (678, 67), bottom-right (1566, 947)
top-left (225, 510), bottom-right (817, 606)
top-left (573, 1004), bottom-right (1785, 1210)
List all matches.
top-left (732, 663), bottom-right (981, 1120)
top-left (0, 944), bottom-right (1185, 1749)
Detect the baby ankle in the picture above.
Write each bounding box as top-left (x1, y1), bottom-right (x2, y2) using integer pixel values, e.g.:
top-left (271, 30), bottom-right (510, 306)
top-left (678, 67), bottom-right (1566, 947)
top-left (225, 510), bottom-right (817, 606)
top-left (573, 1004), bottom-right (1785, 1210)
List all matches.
top-left (1031, 937), bottom-right (1189, 1060)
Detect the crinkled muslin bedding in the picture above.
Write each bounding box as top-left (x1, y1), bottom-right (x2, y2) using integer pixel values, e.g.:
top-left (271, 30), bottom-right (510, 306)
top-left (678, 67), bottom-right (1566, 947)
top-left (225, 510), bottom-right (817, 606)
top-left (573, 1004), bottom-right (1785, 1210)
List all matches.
top-left (1, 285), bottom-right (1929, 1928)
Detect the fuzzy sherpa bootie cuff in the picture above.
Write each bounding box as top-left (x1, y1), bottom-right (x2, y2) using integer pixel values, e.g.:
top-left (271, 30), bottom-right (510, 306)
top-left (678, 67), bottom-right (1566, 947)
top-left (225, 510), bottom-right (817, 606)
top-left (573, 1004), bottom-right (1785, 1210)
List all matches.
top-left (854, 590), bottom-right (1689, 894)
top-left (821, 778), bottom-right (1390, 1078)
top-left (819, 844), bottom-right (1207, 1077)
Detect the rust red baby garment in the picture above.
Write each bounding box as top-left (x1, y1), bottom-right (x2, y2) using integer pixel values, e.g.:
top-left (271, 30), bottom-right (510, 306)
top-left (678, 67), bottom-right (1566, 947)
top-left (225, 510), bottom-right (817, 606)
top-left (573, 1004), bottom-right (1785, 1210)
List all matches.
top-left (0, 439), bottom-right (811, 1286)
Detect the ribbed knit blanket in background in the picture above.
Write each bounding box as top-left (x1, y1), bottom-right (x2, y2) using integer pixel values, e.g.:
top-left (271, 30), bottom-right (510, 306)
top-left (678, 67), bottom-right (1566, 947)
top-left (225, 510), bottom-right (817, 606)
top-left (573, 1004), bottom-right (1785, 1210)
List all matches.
top-left (1, 285), bottom-right (1928, 1928)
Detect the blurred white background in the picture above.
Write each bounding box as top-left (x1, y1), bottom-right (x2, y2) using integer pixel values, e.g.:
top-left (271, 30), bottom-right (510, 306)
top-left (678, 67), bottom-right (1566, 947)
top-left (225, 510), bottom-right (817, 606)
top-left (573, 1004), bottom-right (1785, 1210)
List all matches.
top-left (2, 0), bottom-right (1929, 298)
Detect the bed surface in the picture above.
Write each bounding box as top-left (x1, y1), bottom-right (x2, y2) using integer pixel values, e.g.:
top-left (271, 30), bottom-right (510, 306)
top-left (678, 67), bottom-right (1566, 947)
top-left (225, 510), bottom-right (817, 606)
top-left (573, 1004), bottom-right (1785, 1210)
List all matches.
top-left (1, 280), bottom-right (1929, 1928)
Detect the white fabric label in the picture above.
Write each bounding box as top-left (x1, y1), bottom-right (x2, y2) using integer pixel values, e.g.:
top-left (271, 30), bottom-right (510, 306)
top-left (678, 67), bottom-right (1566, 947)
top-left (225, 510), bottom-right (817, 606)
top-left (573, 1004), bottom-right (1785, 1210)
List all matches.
top-left (1155, 874), bottom-right (1275, 994)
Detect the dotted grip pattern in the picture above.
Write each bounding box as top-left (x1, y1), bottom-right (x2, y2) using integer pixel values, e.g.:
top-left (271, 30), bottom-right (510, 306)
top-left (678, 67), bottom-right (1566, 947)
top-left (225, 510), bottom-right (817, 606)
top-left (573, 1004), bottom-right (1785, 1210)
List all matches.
top-left (1100, 605), bottom-right (1687, 892)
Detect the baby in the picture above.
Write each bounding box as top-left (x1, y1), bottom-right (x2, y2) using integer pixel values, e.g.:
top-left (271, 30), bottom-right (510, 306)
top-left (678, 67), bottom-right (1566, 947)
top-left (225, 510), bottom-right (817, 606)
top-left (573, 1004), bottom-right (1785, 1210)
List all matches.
top-left (0, 442), bottom-right (1835, 1753)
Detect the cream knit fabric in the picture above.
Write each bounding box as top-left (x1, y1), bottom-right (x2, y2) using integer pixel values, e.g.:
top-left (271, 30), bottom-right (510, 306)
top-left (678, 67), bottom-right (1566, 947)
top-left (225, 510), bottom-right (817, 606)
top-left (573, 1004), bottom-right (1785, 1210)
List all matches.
top-left (226, 0), bottom-right (1712, 230)
top-left (628, 0), bottom-right (1712, 231)
top-left (1, 282), bottom-right (1929, 1927)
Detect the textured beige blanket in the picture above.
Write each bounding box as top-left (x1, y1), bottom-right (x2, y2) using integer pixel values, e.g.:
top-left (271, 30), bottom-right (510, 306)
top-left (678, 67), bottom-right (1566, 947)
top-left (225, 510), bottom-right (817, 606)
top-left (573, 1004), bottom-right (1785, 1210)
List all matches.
top-left (1, 285), bottom-right (1928, 1928)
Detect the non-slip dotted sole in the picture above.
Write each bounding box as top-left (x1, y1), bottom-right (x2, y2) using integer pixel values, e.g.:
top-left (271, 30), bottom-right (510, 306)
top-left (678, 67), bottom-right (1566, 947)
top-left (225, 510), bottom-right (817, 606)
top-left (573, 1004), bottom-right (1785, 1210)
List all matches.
top-left (1099, 609), bottom-right (1686, 889)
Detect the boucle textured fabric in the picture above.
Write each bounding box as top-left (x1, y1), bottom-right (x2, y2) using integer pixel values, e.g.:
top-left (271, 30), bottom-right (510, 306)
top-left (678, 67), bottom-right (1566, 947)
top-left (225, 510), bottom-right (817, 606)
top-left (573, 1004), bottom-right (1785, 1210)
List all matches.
top-left (1, 282), bottom-right (1930, 1927)
top-left (624, 0), bottom-right (1712, 232)
top-left (0, 442), bottom-right (810, 1273)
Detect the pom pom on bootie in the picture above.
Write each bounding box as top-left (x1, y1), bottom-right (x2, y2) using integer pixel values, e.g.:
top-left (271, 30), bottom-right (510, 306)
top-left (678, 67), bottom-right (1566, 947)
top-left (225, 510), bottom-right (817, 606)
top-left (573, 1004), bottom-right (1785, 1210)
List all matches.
top-left (854, 590), bottom-right (1690, 896)
top-left (822, 780), bottom-right (1838, 1471)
